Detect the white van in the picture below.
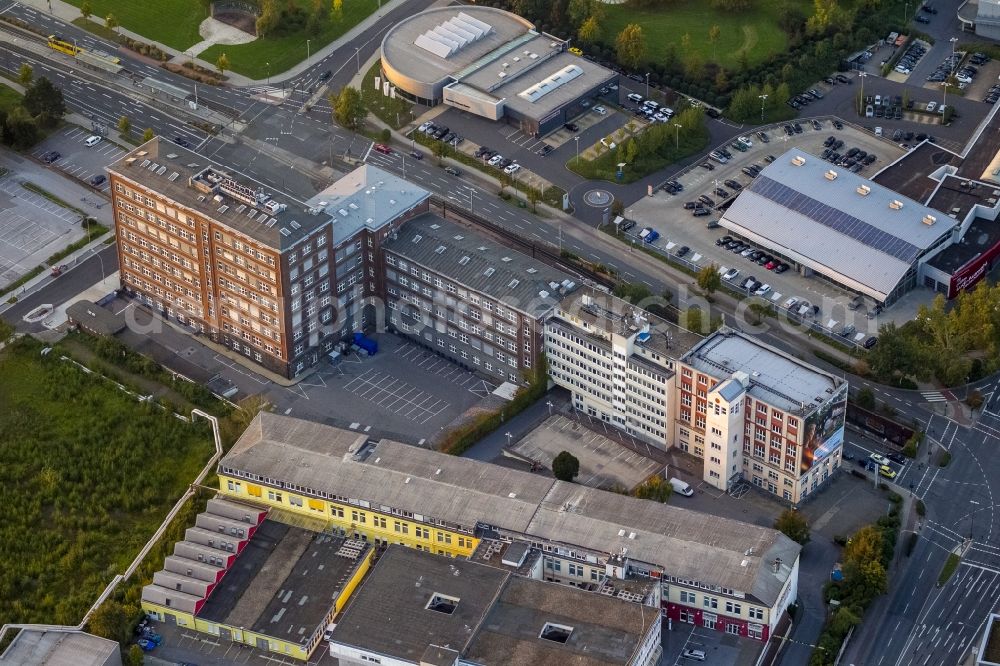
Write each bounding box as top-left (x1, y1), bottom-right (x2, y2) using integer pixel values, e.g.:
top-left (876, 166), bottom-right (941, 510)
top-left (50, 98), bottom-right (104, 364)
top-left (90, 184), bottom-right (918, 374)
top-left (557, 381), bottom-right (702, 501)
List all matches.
top-left (669, 477), bottom-right (694, 497)
top-left (84, 135), bottom-right (102, 147)
top-left (627, 93), bottom-right (643, 104)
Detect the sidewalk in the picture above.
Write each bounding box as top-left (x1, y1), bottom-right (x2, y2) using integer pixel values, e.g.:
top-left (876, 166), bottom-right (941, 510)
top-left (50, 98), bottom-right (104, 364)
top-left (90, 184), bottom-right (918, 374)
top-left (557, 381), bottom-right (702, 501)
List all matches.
top-left (17, 0), bottom-right (409, 85)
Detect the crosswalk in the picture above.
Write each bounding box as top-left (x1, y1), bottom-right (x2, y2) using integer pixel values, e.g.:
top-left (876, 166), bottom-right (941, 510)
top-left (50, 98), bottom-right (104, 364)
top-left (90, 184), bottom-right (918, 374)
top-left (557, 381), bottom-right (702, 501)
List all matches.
top-left (922, 391), bottom-right (947, 403)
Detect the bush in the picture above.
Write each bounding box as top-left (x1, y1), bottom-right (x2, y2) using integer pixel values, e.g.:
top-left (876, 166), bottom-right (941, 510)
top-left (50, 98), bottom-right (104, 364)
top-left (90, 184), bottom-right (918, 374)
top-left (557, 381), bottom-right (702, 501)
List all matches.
top-left (938, 450), bottom-right (952, 467)
top-left (916, 499), bottom-right (926, 517)
top-left (380, 128), bottom-right (391, 142)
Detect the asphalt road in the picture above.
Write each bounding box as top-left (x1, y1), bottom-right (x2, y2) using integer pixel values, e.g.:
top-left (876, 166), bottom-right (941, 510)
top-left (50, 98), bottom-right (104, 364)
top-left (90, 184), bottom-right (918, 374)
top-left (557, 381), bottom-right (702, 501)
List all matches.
top-left (2, 2), bottom-right (998, 663)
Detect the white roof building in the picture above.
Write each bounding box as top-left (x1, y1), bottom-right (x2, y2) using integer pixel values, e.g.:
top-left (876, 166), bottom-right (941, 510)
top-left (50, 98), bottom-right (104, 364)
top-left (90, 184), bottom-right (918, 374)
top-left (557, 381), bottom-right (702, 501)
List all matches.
top-left (721, 150), bottom-right (959, 302)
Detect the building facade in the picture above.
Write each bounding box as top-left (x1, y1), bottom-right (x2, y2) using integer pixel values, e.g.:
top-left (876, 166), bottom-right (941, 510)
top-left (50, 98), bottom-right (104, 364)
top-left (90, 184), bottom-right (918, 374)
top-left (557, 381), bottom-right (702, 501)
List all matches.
top-left (544, 292), bottom-right (701, 446)
top-left (108, 140), bottom-right (429, 378)
top-left (383, 215), bottom-right (576, 385)
top-left (675, 328), bottom-right (848, 504)
top-left (214, 413), bottom-right (802, 644)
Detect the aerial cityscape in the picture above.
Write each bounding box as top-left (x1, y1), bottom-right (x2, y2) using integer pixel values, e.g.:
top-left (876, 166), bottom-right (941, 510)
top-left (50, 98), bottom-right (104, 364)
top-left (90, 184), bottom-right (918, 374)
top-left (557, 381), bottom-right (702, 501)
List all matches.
top-left (0, 0), bottom-right (999, 664)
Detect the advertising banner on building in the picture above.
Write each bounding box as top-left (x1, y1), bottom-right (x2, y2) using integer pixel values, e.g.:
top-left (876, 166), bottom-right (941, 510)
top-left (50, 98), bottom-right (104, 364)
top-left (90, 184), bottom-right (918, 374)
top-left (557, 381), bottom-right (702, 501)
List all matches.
top-left (801, 383), bottom-right (848, 473)
top-left (948, 238), bottom-right (1000, 297)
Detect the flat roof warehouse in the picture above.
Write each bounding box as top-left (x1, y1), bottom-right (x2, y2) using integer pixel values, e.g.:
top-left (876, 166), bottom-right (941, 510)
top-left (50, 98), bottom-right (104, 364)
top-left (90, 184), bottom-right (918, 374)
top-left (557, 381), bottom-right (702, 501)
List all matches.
top-left (721, 150), bottom-right (958, 302)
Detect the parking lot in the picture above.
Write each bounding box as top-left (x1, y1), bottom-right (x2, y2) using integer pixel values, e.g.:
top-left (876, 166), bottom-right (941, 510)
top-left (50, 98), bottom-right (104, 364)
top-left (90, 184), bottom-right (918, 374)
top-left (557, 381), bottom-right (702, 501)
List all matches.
top-left (625, 119), bottom-right (907, 338)
top-left (31, 126), bottom-right (128, 193)
top-left (0, 172), bottom-right (86, 290)
top-left (510, 414), bottom-right (662, 490)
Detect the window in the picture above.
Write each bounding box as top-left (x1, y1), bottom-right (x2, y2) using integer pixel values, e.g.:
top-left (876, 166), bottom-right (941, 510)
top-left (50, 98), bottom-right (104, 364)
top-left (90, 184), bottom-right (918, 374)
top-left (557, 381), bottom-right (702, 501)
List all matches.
top-left (360, 655), bottom-right (381, 663)
top-left (680, 590), bottom-right (696, 604)
top-left (749, 607), bottom-right (764, 620)
top-left (267, 490), bottom-right (283, 503)
top-left (373, 516), bottom-right (386, 529)
top-left (394, 521), bottom-right (409, 534)
top-left (331, 506), bottom-right (344, 518)
top-left (725, 602), bottom-right (742, 615)
top-left (703, 596), bottom-right (718, 609)
top-left (351, 510), bottom-right (367, 524)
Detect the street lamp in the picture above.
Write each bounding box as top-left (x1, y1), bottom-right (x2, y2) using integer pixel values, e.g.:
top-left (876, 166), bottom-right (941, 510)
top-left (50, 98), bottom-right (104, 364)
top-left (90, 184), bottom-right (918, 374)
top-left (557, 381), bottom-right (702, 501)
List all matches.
top-left (645, 72), bottom-right (650, 98)
top-left (672, 123), bottom-right (683, 150)
top-left (944, 37), bottom-right (959, 109)
top-left (758, 94), bottom-right (768, 122)
top-left (355, 47), bottom-right (361, 75)
top-left (904, 1), bottom-right (910, 24)
top-left (574, 135), bottom-right (580, 164)
top-left (307, 39), bottom-right (311, 62)
top-left (266, 61), bottom-right (271, 87)
top-left (858, 71), bottom-right (868, 116)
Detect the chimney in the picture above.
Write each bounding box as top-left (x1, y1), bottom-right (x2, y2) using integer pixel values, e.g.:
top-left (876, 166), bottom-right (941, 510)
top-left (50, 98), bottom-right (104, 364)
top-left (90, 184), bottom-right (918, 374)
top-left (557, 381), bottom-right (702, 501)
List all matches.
top-left (772, 557), bottom-right (782, 573)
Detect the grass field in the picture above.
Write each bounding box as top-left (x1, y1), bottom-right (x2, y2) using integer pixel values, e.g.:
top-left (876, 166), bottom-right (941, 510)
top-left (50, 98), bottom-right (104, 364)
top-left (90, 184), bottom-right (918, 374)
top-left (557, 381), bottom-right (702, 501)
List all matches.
top-left (0, 336), bottom-right (213, 625)
top-left (62, 0), bottom-right (206, 51)
top-left (0, 83), bottom-right (23, 115)
top-left (603, 0), bottom-right (811, 70)
top-left (200, 0), bottom-right (380, 78)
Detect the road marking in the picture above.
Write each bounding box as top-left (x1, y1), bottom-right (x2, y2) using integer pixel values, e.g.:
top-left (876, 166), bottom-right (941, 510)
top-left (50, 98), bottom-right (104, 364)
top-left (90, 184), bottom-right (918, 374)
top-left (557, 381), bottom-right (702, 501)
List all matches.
top-left (922, 391), bottom-right (947, 402)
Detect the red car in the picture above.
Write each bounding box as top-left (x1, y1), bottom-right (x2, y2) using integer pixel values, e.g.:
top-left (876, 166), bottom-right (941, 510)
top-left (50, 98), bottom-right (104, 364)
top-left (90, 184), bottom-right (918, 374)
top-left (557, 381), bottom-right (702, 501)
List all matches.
top-left (373, 143), bottom-right (392, 155)
top-left (765, 260), bottom-right (778, 270)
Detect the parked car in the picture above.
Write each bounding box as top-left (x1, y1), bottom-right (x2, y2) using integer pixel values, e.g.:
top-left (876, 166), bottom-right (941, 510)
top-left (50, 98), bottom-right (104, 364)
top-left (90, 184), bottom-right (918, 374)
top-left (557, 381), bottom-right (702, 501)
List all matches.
top-left (564, 122), bottom-right (580, 132)
top-left (89, 174), bottom-right (107, 187)
top-left (722, 268), bottom-right (740, 281)
top-left (373, 143), bottom-right (392, 154)
top-left (173, 136), bottom-right (192, 148)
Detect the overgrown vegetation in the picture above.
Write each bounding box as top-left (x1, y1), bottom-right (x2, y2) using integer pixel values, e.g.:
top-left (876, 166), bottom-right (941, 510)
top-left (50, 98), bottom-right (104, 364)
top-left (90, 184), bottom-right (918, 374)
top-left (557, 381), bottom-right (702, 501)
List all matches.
top-left (811, 497), bottom-right (902, 665)
top-left (0, 336), bottom-right (213, 627)
top-left (439, 355), bottom-right (549, 455)
top-left (866, 287), bottom-right (1000, 387)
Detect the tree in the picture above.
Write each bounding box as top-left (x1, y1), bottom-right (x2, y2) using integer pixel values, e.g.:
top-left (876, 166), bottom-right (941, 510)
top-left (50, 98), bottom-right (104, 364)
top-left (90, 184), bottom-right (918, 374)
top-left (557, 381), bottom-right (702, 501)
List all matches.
top-left (552, 451), bottom-right (580, 482)
top-left (615, 24), bottom-right (646, 70)
top-left (967, 389), bottom-right (984, 411)
top-left (118, 115), bottom-right (131, 135)
top-left (22, 77), bottom-right (65, 125)
top-left (613, 282), bottom-right (652, 304)
top-left (105, 13), bottom-right (118, 33)
top-left (3, 105), bottom-right (38, 150)
top-left (142, 127), bottom-right (155, 142)
top-left (697, 264), bottom-right (722, 296)
top-left (307, 0), bottom-right (329, 35)
top-left (708, 25), bottom-right (721, 63)
top-left (17, 62), bottom-right (33, 87)
top-left (775, 509), bottom-right (811, 544)
top-left (332, 0), bottom-right (343, 19)
top-left (578, 16), bottom-right (601, 45)
top-left (80, 0), bottom-right (92, 19)
top-left (331, 86), bottom-right (366, 130)
top-left (633, 475), bottom-right (673, 502)
top-left (432, 138), bottom-right (450, 164)
top-left (682, 307), bottom-right (703, 333)
top-left (216, 52), bottom-right (230, 75)
top-left (87, 599), bottom-right (130, 644)
top-left (125, 644), bottom-right (145, 666)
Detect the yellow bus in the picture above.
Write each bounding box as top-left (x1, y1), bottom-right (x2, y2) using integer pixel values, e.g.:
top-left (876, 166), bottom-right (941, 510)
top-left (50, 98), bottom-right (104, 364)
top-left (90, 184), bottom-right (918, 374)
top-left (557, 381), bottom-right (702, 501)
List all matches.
top-left (47, 34), bottom-right (80, 56)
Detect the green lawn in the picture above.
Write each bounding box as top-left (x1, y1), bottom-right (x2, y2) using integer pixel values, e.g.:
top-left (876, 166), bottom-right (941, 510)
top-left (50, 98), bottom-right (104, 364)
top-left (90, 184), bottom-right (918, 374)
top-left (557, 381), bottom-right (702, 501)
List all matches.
top-left (62, 0), bottom-right (206, 51)
top-left (603, 0), bottom-right (810, 70)
top-left (0, 83), bottom-right (22, 115)
top-left (200, 0), bottom-right (380, 78)
top-left (0, 336), bottom-right (213, 625)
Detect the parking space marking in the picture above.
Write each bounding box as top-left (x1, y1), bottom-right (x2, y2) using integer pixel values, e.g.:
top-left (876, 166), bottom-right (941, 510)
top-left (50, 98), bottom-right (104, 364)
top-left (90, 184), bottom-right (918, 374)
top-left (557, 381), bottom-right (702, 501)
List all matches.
top-left (342, 369), bottom-right (450, 424)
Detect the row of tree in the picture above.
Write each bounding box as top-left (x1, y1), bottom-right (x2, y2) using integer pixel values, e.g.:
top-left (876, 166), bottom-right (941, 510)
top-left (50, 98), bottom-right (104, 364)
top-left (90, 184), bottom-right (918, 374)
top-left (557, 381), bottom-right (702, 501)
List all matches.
top-left (256, 0), bottom-right (343, 37)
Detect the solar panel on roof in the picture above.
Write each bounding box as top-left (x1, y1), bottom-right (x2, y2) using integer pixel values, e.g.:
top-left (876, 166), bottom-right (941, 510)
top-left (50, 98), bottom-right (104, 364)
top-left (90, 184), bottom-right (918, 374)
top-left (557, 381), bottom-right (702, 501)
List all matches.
top-left (750, 176), bottom-right (920, 263)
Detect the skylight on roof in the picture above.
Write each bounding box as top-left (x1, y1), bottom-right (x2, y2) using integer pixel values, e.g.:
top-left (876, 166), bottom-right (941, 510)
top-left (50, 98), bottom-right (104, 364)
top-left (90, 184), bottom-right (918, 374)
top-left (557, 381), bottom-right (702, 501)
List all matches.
top-left (484, 267), bottom-right (495, 276)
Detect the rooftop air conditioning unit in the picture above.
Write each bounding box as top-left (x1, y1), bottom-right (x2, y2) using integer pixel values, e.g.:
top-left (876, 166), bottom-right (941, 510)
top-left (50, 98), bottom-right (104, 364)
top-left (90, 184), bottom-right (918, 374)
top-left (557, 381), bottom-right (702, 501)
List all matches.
top-left (791, 155), bottom-right (806, 166)
top-left (825, 170), bottom-right (838, 181)
top-left (856, 185), bottom-right (871, 196)
top-left (889, 200), bottom-right (904, 210)
top-left (923, 214), bottom-right (937, 225)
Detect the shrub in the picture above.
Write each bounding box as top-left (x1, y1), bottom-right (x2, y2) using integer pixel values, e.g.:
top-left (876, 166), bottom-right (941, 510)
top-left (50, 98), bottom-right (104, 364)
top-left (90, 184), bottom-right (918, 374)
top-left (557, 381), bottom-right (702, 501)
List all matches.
top-left (904, 532), bottom-right (917, 556)
top-left (916, 499), bottom-right (926, 516)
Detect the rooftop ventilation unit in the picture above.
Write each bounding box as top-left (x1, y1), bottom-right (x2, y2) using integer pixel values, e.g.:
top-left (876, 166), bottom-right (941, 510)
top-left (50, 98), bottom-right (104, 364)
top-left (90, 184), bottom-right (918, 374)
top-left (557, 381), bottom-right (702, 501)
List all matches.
top-left (168, 171), bottom-right (179, 181)
top-left (824, 169), bottom-right (838, 181)
top-left (889, 200), bottom-right (904, 210)
top-left (923, 214), bottom-right (937, 225)
top-left (856, 185), bottom-right (871, 196)
top-left (459, 256), bottom-right (470, 265)
top-left (791, 155), bottom-right (807, 166)
top-left (484, 267), bottom-right (495, 277)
